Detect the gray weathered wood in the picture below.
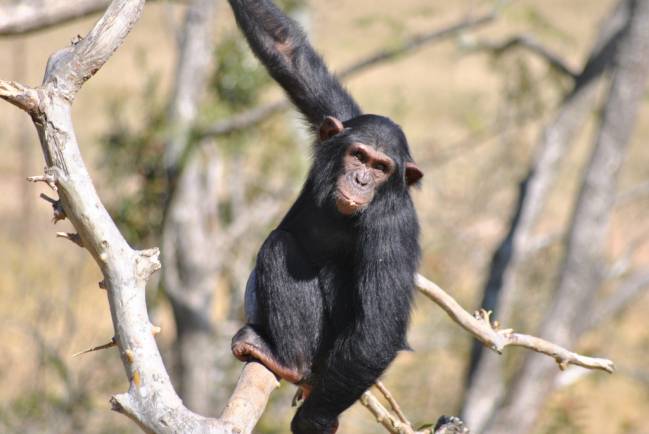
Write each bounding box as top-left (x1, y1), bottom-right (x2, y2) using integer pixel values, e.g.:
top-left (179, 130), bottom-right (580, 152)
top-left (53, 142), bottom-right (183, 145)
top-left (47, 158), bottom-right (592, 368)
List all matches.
top-left (0, 0), bottom-right (111, 36)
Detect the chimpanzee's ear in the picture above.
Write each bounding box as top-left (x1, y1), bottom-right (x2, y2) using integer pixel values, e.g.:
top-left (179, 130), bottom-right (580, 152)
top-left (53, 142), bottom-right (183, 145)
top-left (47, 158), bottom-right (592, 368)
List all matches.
top-left (319, 116), bottom-right (344, 142)
top-left (405, 162), bottom-right (423, 186)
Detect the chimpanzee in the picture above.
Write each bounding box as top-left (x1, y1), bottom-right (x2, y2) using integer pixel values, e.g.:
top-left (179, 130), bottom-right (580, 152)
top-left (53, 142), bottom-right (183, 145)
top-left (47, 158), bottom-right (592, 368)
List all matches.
top-left (228, 1), bottom-right (423, 433)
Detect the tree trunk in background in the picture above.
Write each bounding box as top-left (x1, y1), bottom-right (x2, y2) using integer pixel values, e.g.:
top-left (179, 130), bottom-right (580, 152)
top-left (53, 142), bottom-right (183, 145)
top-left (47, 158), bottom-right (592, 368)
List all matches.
top-left (160, 0), bottom-right (220, 415)
top-left (481, 1), bottom-right (649, 433)
top-left (461, 1), bottom-right (632, 430)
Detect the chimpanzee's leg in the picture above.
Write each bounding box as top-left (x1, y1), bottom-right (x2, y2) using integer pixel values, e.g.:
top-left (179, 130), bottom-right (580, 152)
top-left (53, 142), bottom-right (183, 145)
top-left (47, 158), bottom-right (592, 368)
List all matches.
top-left (232, 324), bottom-right (304, 384)
top-left (232, 230), bottom-right (324, 387)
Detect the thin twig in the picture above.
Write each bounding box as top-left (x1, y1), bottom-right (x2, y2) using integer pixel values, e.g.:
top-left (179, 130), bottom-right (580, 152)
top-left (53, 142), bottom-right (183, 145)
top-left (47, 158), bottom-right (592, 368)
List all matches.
top-left (463, 34), bottom-right (578, 78)
top-left (375, 381), bottom-right (411, 426)
top-left (27, 173), bottom-right (58, 191)
top-left (360, 391), bottom-right (418, 434)
top-left (72, 337), bottom-right (117, 357)
top-left (56, 231), bottom-right (84, 247)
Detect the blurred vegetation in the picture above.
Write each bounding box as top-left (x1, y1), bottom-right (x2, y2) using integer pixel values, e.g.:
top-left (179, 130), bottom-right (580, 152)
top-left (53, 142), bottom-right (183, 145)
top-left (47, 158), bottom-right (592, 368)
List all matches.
top-left (0, 1), bottom-right (648, 434)
top-left (99, 0), bottom-right (305, 249)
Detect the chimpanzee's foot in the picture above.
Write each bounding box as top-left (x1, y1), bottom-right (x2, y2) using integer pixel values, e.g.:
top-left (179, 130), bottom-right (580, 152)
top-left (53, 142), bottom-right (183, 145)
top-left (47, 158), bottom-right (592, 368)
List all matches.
top-left (291, 384), bottom-right (314, 407)
top-left (232, 325), bottom-right (304, 384)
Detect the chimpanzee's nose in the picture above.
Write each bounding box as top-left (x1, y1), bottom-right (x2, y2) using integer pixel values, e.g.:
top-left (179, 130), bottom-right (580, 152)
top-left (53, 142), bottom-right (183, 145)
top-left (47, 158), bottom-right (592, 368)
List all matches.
top-left (355, 171), bottom-right (371, 187)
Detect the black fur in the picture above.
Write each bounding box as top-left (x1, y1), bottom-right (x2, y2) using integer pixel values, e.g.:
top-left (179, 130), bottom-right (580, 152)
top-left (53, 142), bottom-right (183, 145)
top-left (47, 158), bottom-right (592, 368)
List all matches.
top-left (228, 1), bottom-right (421, 433)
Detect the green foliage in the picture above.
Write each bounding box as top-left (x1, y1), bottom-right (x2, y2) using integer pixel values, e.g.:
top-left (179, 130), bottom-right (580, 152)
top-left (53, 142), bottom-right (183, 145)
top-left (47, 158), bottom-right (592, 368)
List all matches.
top-left (211, 35), bottom-right (271, 111)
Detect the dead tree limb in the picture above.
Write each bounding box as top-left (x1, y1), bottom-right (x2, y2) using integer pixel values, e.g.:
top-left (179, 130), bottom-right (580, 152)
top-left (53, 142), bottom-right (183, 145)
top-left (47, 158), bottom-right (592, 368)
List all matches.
top-left (0, 0), bottom-right (277, 432)
top-left (0, 0), bottom-right (111, 36)
top-left (463, 34), bottom-right (578, 78)
top-left (196, 10), bottom-right (497, 138)
top-left (415, 275), bottom-right (613, 373)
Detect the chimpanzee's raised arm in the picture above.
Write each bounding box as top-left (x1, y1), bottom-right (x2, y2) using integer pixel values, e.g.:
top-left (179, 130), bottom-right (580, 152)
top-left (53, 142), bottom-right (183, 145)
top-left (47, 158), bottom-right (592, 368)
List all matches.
top-left (228, 0), bottom-right (362, 131)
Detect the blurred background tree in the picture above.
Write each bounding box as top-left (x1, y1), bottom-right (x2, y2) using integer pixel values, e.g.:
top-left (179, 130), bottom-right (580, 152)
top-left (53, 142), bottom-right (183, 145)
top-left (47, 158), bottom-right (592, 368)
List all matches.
top-left (0, 0), bottom-right (648, 433)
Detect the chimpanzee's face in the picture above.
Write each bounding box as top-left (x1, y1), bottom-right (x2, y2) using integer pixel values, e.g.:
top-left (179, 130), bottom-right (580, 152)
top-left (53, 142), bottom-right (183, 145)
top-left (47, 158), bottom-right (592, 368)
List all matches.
top-left (316, 114), bottom-right (423, 216)
top-left (334, 143), bottom-right (394, 215)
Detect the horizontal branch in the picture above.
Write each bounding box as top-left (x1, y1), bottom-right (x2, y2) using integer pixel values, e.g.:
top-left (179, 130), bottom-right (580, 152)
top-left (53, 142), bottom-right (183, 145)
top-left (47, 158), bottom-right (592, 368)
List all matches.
top-left (196, 10), bottom-right (496, 138)
top-left (337, 12), bottom-right (496, 79)
top-left (463, 34), bottom-right (578, 78)
top-left (504, 332), bottom-right (613, 372)
top-left (414, 274), bottom-right (614, 373)
top-left (0, 0), bottom-right (111, 36)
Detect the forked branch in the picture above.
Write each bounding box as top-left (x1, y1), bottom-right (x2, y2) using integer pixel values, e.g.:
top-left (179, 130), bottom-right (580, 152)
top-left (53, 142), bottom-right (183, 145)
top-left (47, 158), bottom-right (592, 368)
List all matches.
top-left (415, 274), bottom-right (614, 373)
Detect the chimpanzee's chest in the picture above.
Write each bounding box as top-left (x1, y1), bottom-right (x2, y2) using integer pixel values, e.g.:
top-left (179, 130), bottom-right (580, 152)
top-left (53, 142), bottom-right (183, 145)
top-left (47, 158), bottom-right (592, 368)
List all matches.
top-left (317, 261), bottom-right (356, 335)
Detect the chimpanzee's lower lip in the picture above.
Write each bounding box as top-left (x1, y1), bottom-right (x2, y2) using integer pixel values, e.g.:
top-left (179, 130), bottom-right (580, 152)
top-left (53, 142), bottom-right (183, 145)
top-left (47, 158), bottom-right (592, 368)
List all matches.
top-left (337, 189), bottom-right (365, 206)
top-left (335, 190), bottom-right (369, 216)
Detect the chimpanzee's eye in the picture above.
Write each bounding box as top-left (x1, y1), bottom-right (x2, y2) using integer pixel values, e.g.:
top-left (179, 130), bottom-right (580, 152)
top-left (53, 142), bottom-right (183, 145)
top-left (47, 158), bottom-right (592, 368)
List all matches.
top-left (375, 163), bottom-right (387, 173)
top-left (352, 150), bottom-right (364, 161)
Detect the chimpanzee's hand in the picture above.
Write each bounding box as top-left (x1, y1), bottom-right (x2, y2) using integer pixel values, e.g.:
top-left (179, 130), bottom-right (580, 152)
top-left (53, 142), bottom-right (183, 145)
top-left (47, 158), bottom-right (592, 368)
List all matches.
top-left (291, 406), bottom-right (339, 434)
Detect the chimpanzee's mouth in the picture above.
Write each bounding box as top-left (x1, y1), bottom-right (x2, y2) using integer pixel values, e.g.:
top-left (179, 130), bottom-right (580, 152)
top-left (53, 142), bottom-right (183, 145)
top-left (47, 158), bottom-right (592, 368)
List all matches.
top-left (335, 189), bottom-right (367, 215)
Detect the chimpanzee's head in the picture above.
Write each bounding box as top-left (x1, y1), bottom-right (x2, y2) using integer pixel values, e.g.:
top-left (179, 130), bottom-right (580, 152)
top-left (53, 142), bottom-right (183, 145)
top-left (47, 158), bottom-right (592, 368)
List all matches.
top-left (311, 114), bottom-right (423, 216)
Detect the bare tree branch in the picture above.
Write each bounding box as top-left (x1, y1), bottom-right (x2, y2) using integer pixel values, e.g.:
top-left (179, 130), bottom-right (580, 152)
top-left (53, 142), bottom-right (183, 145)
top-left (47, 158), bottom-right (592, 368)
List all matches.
top-left (0, 0), bottom-right (111, 36)
top-left (375, 381), bottom-right (411, 427)
top-left (0, 0), bottom-right (278, 432)
top-left (361, 391), bottom-right (420, 434)
top-left (415, 275), bottom-right (614, 373)
top-left (196, 10), bottom-right (497, 138)
top-left (463, 34), bottom-right (578, 78)
top-left (0, 80), bottom-right (40, 112)
top-left (338, 12), bottom-right (496, 78)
